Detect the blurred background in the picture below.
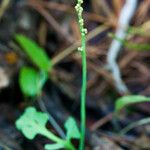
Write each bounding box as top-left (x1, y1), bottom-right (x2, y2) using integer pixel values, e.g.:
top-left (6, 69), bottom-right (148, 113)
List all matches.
top-left (0, 0), bottom-right (149, 149)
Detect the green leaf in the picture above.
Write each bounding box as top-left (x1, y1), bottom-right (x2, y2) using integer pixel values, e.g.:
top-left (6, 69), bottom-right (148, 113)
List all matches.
top-left (19, 67), bottom-right (47, 97)
top-left (15, 107), bottom-right (49, 140)
top-left (64, 117), bottom-right (80, 140)
top-left (115, 95), bottom-right (150, 112)
top-left (44, 144), bottom-right (64, 150)
top-left (15, 34), bottom-right (52, 71)
top-left (38, 70), bottom-right (48, 89)
top-left (128, 26), bottom-right (150, 37)
top-left (125, 42), bottom-right (150, 51)
top-left (110, 33), bottom-right (150, 51)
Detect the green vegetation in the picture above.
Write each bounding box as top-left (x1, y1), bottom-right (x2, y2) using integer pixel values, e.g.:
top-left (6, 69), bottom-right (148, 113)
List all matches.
top-left (15, 0), bottom-right (88, 148)
top-left (19, 67), bottom-right (47, 97)
top-left (16, 1), bottom-right (150, 149)
top-left (15, 35), bottom-right (81, 149)
top-left (115, 95), bottom-right (150, 112)
top-left (15, 35), bottom-right (51, 97)
top-left (16, 34), bottom-right (52, 71)
top-left (0, 0), bottom-right (149, 150)
top-left (110, 26), bottom-right (150, 51)
top-left (16, 107), bottom-right (80, 150)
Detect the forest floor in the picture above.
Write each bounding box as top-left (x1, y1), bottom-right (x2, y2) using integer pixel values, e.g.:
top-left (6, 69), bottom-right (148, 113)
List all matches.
top-left (0, 0), bottom-right (150, 150)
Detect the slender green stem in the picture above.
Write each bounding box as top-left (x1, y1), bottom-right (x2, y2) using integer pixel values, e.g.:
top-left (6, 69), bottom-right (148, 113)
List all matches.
top-left (75, 1), bottom-right (87, 150)
top-left (41, 128), bottom-right (65, 145)
top-left (80, 36), bottom-right (87, 150)
top-left (42, 128), bottom-right (76, 150)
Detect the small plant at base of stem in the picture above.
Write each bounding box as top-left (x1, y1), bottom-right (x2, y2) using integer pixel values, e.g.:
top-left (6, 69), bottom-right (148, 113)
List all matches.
top-left (16, 107), bottom-right (80, 150)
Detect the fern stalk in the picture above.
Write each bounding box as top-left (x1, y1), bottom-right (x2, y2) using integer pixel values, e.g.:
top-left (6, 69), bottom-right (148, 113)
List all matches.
top-left (75, 0), bottom-right (87, 150)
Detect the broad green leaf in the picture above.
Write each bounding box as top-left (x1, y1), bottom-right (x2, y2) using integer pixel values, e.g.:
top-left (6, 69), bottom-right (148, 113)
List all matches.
top-left (15, 107), bottom-right (49, 140)
top-left (15, 34), bottom-right (52, 71)
top-left (45, 144), bottom-right (64, 150)
top-left (64, 117), bottom-right (80, 140)
top-left (115, 95), bottom-right (150, 112)
top-left (19, 67), bottom-right (47, 97)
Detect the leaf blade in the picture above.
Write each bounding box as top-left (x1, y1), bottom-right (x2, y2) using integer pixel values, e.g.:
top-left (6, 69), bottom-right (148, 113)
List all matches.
top-left (15, 107), bottom-right (49, 140)
top-left (19, 67), bottom-right (47, 97)
top-left (64, 117), bottom-right (80, 140)
top-left (16, 34), bottom-right (52, 71)
top-left (115, 95), bottom-right (150, 112)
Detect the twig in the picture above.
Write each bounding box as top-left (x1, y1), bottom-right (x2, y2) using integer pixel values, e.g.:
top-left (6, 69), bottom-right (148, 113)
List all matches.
top-left (38, 96), bottom-right (66, 139)
top-left (27, 0), bottom-right (74, 43)
top-left (90, 113), bottom-right (113, 131)
top-left (120, 117), bottom-right (150, 135)
top-left (0, 0), bottom-right (10, 21)
top-left (112, 0), bottom-right (122, 16)
top-left (107, 0), bottom-right (138, 94)
top-left (52, 25), bottom-right (108, 66)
